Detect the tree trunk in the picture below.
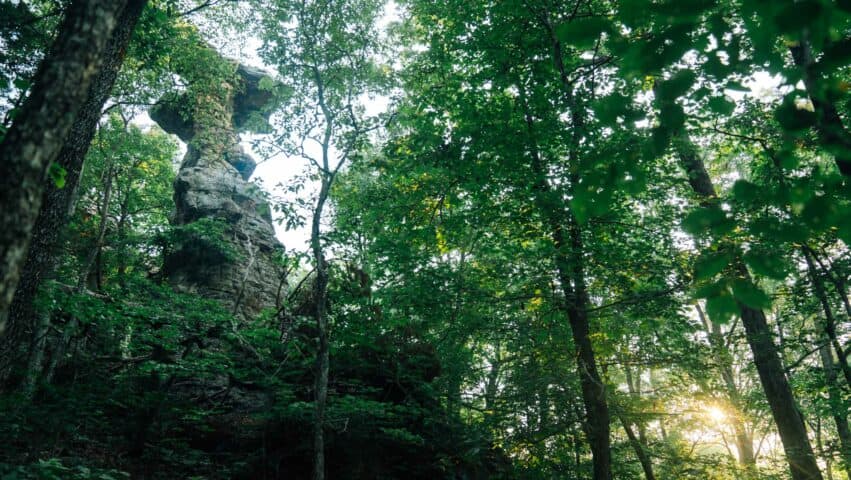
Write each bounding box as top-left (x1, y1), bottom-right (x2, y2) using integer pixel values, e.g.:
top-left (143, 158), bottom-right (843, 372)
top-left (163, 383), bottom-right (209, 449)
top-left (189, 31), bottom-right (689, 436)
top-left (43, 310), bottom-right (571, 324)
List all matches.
top-left (673, 137), bottom-right (823, 480)
top-left (311, 152), bottom-right (332, 480)
top-left (789, 41), bottom-right (851, 176)
top-left (804, 249), bottom-right (851, 388)
top-left (819, 342), bottom-right (851, 480)
top-left (624, 364), bottom-right (648, 446)
top-left (484, 346), bottom-right (501, 414)
top-left (0, 0), bottom-right (147, 371)
top-left (519, 83), bottom-right (611, 480)
top-left (43, 162), bottom-right (114, 386)
top-left (20, 308), bottom-right (50, 399)
top-left (695, 304), bottom-right (756, 467)
top-left (619, 413), bottom-right (656, 480)
top-left (0, 0), bottom-right (129, 325)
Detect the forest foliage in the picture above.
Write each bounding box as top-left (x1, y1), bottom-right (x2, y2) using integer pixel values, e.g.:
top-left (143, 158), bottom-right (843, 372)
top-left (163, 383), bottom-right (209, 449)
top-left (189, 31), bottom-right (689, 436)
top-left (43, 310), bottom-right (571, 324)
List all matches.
top-left (0, 0), bottom-right (850, 479)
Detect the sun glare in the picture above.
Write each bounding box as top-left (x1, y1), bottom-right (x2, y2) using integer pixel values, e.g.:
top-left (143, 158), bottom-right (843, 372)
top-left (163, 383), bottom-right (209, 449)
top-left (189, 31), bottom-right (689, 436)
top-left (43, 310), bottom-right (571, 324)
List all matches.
top-left (706, 405), bottom-right (727, 423)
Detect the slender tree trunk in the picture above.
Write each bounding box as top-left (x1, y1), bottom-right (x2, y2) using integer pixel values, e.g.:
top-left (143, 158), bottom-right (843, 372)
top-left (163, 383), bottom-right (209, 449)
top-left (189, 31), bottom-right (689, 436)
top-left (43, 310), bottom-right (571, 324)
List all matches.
top-left (819, 341), bottom-right (851, 480)
top-left (116, 197), bottom-right (131, 288)
top-left (805, 252), bottom-right (851, 478)
top-left (311, 177), bottom-right (331, 480)
top-left (0, 0), bottom-right (129, 325)
top-left (804, 249), bottom-right (851, 388)
top-left (0, 0), bottom-right (146, 379)
top-left (311, 104), bottom-right (334, 479)
top-left (789, 41), bottom-right (851, 176)
top-left (618, 413), bottom-right (656, 480)
top-left (624, 364), bottom-right (649, 446)
top-left (695, 304), bottom-right (756, 467)
top-left (43, 163), bottom-right (114, 386)
top-left (484, 346), bottom-right (501, 414)
top-left (20, 308), bottom-right (50, 399)
top-left (518, 83), bottom-right (611, 480)
top-left (672, 137), bottom-right (823, 480)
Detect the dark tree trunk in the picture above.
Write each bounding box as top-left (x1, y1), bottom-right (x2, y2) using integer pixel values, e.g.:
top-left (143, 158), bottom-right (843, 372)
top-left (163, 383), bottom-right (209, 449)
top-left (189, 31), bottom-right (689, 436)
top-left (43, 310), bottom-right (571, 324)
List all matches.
top-left (789, 41), bottom-right (851, 176)
top-left (804, 248), bottom-right (851, 388)
top-left (819, 342), bottom-right (851, 480)
top-left (0, 0), bottom-right (147, 372)
top-left (673, 138), bottom-right (823, 480)
top-left (519, 83), bottom-right (611, 480)
top-left (0, 0), bottom-right (129, 325)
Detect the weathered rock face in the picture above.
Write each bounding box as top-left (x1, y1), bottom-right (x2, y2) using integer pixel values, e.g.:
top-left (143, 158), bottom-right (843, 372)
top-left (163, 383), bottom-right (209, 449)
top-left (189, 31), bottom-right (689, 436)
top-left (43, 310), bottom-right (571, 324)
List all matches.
top-left (151, 63), bottom-right (283, 318)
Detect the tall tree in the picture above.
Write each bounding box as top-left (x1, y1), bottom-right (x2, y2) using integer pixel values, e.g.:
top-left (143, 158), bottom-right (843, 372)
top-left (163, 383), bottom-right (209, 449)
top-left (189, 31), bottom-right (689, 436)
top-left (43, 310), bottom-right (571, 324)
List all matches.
top-left (0, 0), bottom-right (129, 325)
top-left (0, 0), bottom-right (148, 381)
top-left (259, 1), bottom-right (386, 478)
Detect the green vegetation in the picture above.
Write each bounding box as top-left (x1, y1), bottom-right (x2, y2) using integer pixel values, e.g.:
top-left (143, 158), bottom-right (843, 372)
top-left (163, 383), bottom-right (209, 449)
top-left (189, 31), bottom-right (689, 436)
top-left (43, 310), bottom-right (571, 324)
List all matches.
top-left (0, 0), bottom-right (849, 479)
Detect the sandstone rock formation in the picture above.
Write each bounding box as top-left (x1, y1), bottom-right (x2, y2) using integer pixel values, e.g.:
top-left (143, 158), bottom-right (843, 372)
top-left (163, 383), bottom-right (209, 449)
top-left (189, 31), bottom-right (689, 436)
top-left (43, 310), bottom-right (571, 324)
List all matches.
top-left (150, 63), bottom-right (284, 318)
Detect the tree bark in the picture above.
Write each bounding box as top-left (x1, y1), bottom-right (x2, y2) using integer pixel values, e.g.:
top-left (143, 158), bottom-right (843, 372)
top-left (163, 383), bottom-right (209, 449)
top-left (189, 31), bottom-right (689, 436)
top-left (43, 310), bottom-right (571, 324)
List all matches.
top-left (672, 137), bottom-right (823, 480)
top-left (789, 41), bottom-right (851, 176)
top-left (0, 0), bottom-right (147, 374)
top-left (818, 341), bottom-right (851, 480)
top-left (311, 176), bottom-right (331, 480)
top-left (618, 413), bottom-right (656, 480)
top-left (804, 248), bottom-right (851, 388)
top-left (519, 83), bottom-right (611, 480)
top-left (0, 0), bottom-right (129, 326)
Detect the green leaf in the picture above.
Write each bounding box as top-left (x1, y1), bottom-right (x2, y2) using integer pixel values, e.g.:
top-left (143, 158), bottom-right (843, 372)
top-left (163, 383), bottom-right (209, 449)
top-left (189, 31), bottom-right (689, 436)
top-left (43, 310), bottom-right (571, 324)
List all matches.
top-left (656, 70), bottom-right (696, 101)
top-left (694, 278), bottom-right (726, 299)
top-left (659, 103), bottom-right (686, 132)
top-left (707, 96), bottom-right (736, 116)
top-left (817, 37), bottom-right (851, 73)
top-left (725, 81), bottom-right (749, 92)
top-left (47, 162), bottom-right (67, 189)
top-left (743, 251), bottom-right (788, 280)
top-left (775, 99), bottom-right (816, 131)
top-left (800, 195), bottom-right (837, 230)
top-left (706, 289), bottom-right (738, 324)
top-left (593, 93), bottom-right (633, 125)
top-left (731, 180), bottom-right (759, 204)
top-left (773, 0), bottom-right (823, 35)
top-left (12, 78), bottom-right (30, 91)
top-left (750, 218), bottom-right (808, 243)
top-left (682, 205), bottom-right (735, 236)
top-left (694, 250), bottom-right (733, 280)
top-left (731, 278), bottom-right (772, 309)
top-left (556, 17), bottom-right (613, 49)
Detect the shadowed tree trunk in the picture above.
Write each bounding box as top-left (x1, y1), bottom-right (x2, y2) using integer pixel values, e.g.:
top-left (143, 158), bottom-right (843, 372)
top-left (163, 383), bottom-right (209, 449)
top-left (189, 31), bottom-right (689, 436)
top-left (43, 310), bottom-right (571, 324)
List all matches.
top-left (804, 252), bottom-right (851, 479)
top-left (618, 413), bottom-right (656, 480)
top-left (672, 135), bottom-right (823, 480)
top-left (0, 0), bottom-right (128, 326)
top-left (519, 81), bottom-right (611, 480)
top-left (789, 41), bottom-right (851, 176)
top-left (804, 248), bottom-right (851, 388)
top-left (0, 0), bottom-right (147, 386)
